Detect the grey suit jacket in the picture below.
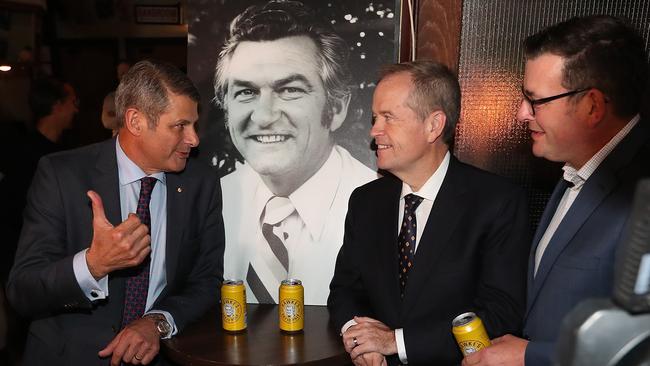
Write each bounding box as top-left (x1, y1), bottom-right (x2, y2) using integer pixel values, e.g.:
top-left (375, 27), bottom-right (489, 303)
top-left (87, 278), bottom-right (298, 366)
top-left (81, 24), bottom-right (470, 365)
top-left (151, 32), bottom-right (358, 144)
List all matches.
top-left (523, 120), bottom-right (650, 366)
top-left (7, 138), bottom-right (225, 366)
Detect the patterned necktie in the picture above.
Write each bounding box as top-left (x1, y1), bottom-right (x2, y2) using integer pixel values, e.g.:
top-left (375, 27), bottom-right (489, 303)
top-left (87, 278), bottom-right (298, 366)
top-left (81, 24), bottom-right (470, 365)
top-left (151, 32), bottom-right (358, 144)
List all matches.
top-left (398, 194), bottom-right (424, 298)
top-left (246, 196), bottom-right (295, 303)
top-left (121, 176), bottom-right (157, 328)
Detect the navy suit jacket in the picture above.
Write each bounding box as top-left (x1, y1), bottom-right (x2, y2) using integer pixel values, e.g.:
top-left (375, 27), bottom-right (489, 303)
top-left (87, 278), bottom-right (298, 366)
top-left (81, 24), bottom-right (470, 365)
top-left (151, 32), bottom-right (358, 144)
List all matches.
top-left (523, 120), bottom-right (650, 366)
top-left (328, 156), bottom-right (530, 365)
top-left (7, 138), bottom-right (225, 366)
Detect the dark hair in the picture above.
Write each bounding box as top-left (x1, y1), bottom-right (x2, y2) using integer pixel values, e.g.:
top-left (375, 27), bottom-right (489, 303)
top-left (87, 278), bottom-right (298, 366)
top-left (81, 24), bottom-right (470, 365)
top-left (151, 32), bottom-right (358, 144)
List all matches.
top-left (28, 77), bottom-right (69, 121)
top-left (213, 0), bottom-right (351, 127)
top-left (115, 59), bottom-right (200, 128)
top-left (524, 15), bottom-right (648, 117)
top-left (379, 61), bottom-right (461, 146)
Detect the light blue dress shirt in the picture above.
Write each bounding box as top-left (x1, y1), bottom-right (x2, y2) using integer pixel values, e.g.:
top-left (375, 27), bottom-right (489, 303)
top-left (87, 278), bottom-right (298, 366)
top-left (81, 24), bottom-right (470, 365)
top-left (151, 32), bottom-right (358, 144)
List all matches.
top-left (72, 138), bottom-right (177, 336)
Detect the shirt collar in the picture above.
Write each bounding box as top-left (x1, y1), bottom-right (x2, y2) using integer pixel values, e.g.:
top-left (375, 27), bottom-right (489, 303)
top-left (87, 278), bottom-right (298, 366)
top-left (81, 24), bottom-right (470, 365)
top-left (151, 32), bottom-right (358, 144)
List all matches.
top-left (400, 151), bottom-right (450, 201)
top-left (251, 146), bottom-right (342, 242)
top-left (563, 114), bottom-right (639, 189)
top-left (116, 138), bottom-right (166, 186)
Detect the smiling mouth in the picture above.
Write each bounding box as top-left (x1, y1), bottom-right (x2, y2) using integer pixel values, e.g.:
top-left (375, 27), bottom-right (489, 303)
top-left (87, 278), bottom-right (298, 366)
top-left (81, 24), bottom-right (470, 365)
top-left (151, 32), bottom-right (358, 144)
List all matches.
top-left (376, 144), bottom-right (392, 150)
top-left (252, 135), bottom-right (289, 143)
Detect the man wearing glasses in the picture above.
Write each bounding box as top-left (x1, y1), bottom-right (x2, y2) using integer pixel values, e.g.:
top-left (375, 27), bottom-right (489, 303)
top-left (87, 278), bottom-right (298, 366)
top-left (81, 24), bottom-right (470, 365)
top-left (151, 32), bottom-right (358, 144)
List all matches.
top-left (463, 15), bottom-right (650, 366)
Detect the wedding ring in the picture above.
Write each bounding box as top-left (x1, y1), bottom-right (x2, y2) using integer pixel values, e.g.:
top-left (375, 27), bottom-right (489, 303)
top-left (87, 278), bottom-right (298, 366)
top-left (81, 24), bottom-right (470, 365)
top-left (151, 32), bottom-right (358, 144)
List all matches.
top-left (353, 337), bottom-right (359, 347)
top-left (134, 354), bottom-right (143, 361)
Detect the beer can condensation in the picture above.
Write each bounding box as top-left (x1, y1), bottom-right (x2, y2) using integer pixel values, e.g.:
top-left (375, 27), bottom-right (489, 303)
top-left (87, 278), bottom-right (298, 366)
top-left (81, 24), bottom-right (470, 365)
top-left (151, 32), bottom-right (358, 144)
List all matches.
top-left (221, 279), bottom-right (247, 332)
top-left (452, 312), bottom-right (491, 356)
top-left (279, 279), bottom-right (304, 332)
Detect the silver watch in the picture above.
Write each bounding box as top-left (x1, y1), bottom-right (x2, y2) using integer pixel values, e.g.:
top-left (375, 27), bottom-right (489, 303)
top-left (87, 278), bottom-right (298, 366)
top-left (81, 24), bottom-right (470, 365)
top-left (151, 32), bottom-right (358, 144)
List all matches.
top-left (155, 318), bottom-right (172, 338)
top-left (146, 314), bottom-right (172, 338)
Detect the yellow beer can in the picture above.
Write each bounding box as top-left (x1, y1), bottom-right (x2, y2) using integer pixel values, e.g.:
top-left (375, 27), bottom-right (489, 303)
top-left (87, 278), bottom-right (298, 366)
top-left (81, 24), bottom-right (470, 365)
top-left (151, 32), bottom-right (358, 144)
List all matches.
top-left (221, 279), bottom-right (247, 332)
top-left (452, 312), bottom-right (491, 356)
top-left (279, 279), bottom-right (304, 332)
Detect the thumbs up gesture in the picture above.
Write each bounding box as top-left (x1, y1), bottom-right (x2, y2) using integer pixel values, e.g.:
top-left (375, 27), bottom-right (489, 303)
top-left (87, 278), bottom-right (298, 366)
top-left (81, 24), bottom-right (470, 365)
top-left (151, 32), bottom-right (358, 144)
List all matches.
top-left (85, 190), bottom-right (152, 279)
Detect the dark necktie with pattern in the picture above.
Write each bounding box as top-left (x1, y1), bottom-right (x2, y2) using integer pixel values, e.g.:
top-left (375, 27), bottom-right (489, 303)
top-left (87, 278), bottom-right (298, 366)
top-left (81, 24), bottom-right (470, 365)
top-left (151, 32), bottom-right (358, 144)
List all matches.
top-left (398, 194), bottom-right (424, 298)
top-left (121, 176), bottom-right (157, 328)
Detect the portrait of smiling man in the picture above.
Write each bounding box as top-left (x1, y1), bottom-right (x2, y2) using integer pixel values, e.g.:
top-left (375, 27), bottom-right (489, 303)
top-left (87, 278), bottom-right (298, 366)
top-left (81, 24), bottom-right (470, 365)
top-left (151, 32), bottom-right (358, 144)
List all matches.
top-left (213, 0), bottom-right (378, 305)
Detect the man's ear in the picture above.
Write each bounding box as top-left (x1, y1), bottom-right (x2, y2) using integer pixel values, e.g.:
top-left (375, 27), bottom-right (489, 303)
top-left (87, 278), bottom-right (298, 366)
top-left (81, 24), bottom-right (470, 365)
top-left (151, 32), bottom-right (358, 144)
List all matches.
top-left (51, 99), bottom-right (65, 115)
top-left (583, 89), bottom-right (607, 128)
top-left (124, 108), bottom-right (144, 136)
top-left (328, 94), bottom-right (351, 132)
top-left (425, 110), bottom-right (446, 143)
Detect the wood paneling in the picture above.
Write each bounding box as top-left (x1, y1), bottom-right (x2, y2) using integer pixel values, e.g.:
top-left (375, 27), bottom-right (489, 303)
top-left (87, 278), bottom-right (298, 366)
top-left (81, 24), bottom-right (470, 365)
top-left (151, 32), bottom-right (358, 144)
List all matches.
top-left (415, 0), bottom-right (462, 72)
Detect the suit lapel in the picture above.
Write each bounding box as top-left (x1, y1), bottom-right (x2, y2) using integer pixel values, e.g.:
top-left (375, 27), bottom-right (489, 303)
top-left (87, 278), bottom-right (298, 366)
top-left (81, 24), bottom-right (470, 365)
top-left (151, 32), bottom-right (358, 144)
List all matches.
top-left (526, 179), bottom-right (569, 302)
top-left (164, 172), bottom-right (186, 285)
top-left (402, 157), bottom-right (465, 315)
top-left (92, 139), bottom-right (121, 227)
top-left (526, 120), bottom-right (650, 314)
top-left (91, 139), bottom-right (126, 299)
top-left (374, 176), bottom-right (403, 314)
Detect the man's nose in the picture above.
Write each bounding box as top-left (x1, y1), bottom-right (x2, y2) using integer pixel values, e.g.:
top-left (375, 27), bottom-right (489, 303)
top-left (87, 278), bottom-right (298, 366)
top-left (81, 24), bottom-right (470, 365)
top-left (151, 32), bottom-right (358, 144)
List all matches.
top-left (515, 99), bottom-right (533, 124)
top-left (370, 118), bottom-right (383, 137)
top-left (186, 125), bottom-right (200, 147)
top-left (250, 92), bottom-right (280, 127)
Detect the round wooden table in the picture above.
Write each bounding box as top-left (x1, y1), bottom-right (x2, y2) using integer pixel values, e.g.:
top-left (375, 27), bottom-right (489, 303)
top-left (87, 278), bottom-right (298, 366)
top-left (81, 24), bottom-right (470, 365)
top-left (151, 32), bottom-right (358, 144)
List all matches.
top-left (163, 304), bottom-right (351, 365)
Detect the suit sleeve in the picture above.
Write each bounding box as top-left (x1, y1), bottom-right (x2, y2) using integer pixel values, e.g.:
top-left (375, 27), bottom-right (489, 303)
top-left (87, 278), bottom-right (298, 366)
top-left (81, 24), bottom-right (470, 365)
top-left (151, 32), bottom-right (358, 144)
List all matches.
top-left (404, 186), bottom-right (531, 363)
top-left (525, 341), bottom-right (553, 366)
top-left (328, 189), bottom-right (373, 330)
top-left (151, 175), bottom-right (225, 332)
top-left (7, 156), bottom-right (91, 318)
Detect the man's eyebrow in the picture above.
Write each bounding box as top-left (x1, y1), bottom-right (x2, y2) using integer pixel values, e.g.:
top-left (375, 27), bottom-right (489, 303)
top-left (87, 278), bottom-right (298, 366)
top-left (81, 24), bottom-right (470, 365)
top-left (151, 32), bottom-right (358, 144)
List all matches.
top-left (272, 74), bottom-right (314, 91)
top-left (231, 79), bottom-right (258, 89)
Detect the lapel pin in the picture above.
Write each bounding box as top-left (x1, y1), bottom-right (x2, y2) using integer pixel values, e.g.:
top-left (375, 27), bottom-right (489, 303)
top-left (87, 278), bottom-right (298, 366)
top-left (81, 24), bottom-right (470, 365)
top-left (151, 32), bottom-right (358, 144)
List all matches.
top-left (177, 187), bottom-right (183, 193)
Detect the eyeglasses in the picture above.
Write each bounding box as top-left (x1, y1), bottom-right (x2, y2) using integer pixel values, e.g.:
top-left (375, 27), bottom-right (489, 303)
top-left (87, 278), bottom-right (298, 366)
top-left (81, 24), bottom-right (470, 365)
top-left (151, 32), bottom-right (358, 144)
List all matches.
top-left (521, 87), bottom-right (591, 116)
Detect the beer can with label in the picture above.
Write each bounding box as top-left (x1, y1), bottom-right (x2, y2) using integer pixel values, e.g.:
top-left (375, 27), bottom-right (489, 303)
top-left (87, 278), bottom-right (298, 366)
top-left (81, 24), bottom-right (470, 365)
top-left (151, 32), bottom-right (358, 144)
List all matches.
top-left (279, 279), bottom-right (304, 332)
top-left (452, 312), bottom-right (491, 356)
top-left (221, 279), bottom-right (247, 332)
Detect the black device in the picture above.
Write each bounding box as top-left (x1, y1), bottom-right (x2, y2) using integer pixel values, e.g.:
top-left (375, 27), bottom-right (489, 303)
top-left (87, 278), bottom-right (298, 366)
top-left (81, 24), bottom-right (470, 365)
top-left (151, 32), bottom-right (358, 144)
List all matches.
top-left (557, 179), bottom-right (650, 366)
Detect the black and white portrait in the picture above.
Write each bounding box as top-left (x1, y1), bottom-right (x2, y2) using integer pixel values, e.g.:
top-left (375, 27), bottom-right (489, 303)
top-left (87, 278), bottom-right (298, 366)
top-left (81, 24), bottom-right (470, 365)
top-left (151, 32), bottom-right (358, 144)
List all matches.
top-left (188, 0), bottom-right (400, 305)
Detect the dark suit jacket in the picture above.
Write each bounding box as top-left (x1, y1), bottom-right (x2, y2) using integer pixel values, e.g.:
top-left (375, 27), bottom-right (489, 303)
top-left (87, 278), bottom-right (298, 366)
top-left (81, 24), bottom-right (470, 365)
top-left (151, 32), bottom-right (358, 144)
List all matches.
top-left (524, 120), bottom-right (650, 366)
top-left (328, 156), bottom-right (530, 365)
top-left (7, 138), bottom-right (225, 366)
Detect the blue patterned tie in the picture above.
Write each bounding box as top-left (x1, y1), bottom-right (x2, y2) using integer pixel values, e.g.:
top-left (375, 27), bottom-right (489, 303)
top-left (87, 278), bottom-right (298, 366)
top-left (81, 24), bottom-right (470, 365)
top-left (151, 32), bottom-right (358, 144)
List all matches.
top-left (121, 177), bottom-right (157, 328)
top-left (398, 194), bottom-right (424, 298)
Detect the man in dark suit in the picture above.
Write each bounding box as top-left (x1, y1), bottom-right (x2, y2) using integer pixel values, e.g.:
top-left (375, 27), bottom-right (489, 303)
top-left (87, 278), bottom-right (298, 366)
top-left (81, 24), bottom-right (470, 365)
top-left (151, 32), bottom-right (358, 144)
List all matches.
top-left (7, 60), bottom-right (225, 366)
top-left (327, 61), bottom-right (530, 365)
top-left (463, 15), bottom-right (650, 366)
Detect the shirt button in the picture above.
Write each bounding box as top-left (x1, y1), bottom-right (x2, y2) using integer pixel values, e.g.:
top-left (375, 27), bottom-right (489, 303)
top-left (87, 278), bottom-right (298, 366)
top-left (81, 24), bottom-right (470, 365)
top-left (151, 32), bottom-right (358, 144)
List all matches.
top-left (90, 291), bottom-right (98, 298)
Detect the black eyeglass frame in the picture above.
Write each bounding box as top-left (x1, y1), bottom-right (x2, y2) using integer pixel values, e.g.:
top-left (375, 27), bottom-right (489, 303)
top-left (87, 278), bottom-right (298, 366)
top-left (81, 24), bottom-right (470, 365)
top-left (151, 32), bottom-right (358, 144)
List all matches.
top-left (521, 87), bottom-right (591, 116)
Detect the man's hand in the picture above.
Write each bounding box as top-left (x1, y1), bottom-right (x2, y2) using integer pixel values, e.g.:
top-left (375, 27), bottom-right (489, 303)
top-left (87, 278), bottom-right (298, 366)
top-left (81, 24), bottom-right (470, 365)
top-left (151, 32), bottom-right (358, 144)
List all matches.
top-left (462, 334), bottom-right (528, 366)
top-left (352, 351), bottom-right (387, 366)
top-left (98, 317), bottom-right (160, 365)
top-left (343, 316), bottom-right (397, 360)
top-left (85, 190), bottom-right (151, 279)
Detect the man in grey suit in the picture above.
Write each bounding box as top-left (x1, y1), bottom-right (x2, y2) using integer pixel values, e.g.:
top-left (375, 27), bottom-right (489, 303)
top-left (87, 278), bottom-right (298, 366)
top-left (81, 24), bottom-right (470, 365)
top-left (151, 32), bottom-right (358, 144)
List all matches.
top-left (463, 15), bottom-right (650, 366)
top-left (7, 60), bottom-right (225, 365)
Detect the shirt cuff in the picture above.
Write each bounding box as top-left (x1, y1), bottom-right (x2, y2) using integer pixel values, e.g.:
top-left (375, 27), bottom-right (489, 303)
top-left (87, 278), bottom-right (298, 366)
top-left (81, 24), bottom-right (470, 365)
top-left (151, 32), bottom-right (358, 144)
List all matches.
top-left (73, 249), bottom-right (108, 301)
top-left (145, 310), bottom-right (178, 339)
top-left (341, 319), bottom-right (358, 335)
top-left (396, 328), bottom-right (408, 364)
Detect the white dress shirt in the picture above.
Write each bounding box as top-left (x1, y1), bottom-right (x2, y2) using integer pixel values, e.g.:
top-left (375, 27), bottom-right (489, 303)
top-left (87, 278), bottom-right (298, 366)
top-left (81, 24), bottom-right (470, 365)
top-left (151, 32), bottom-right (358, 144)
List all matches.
top-left (222, 145), bottom-right (377, 305)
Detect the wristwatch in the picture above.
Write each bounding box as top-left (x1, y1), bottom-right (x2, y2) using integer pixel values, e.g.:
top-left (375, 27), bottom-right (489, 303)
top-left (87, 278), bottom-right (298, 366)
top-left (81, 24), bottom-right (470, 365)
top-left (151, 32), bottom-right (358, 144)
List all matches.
top-left (145, 314), bottom-right (172, 338)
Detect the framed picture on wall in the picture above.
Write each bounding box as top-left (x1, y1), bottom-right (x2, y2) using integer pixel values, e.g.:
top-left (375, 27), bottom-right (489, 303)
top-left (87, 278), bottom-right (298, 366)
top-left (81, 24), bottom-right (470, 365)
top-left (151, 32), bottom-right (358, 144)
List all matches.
top-left (187, 0), bottom-right (402, 306)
